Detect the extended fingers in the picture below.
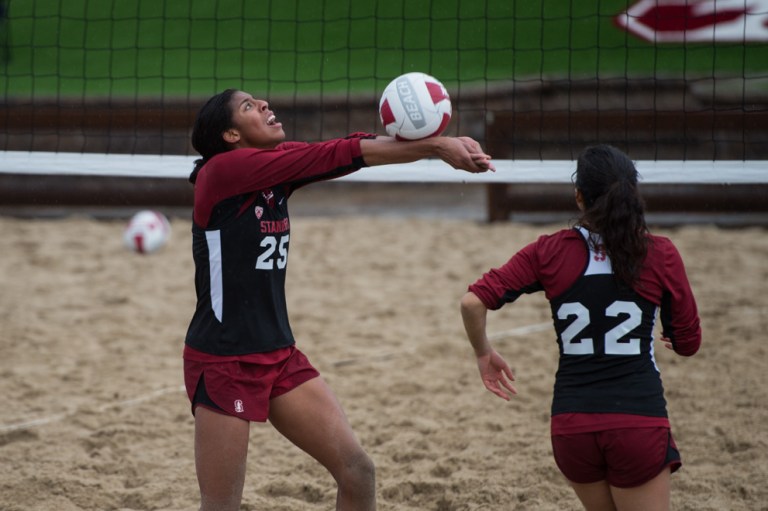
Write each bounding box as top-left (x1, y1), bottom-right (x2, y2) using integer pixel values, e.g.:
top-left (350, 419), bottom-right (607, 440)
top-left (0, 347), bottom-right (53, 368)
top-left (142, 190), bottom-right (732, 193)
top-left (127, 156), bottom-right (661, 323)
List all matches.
top-left (472, 155), bottom-right (495, 172)
top-left (499, 376), bottom-right (517, 396)
top-left (467, 144), bottom-right (494, 171)
top-left (484, 379), bottom-right (512, 401)
top-left (483, 370), bottom-right (516, 400)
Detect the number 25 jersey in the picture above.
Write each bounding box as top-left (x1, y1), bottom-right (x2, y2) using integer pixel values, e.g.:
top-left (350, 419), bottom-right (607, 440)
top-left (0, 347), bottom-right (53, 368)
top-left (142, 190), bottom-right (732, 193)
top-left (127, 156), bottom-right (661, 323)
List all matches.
top-left (185, 135), bottom-right (371, 356)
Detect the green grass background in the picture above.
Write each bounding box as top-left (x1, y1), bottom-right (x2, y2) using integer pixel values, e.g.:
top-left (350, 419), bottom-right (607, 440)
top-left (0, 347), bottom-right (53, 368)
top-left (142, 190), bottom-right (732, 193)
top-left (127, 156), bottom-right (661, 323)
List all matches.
top-left (1, 0), bottom-right (766, 99)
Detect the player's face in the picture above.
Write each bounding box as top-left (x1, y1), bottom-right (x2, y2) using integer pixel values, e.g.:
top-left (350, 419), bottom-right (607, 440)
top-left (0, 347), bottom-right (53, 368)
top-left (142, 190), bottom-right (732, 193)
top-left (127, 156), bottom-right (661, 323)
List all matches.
top-left (226, 91), bottom-right (285, 149)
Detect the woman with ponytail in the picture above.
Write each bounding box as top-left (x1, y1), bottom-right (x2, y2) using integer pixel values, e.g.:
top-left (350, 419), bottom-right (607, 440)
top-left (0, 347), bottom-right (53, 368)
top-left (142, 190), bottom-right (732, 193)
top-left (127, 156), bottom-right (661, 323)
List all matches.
top-left (183, 89), bottom-right (494, 511)
top-left (460, 145), bottom-right (701, 511)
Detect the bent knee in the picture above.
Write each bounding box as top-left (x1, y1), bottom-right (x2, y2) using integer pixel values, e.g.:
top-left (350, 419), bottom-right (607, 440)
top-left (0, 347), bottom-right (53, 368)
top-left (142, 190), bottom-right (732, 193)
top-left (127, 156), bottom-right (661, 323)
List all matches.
top-left (340, 451), bottom-right (376, 486)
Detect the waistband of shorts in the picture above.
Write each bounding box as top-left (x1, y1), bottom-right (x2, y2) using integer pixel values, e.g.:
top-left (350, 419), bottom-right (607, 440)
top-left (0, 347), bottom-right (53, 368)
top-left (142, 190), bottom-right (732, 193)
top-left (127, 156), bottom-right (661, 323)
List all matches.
top-left (183, 344), bottom-right (294, 364)
top-left (551, 412), bottom-right (671, 435)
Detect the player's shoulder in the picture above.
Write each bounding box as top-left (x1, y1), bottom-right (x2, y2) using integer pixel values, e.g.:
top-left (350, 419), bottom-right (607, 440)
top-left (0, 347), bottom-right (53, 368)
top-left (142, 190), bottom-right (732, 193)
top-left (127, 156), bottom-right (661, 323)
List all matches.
top-left (648, 232), bottom-right (673, 244)
top-left (644, 233), bottom-right (688, 275)
top-left (521, 228), bottom-right (585, 266)
top-left (647, 233), bottom-right (681, 257)
top-left (276, 141), bottom-right (311, 150)
top-left (206, 147), bottom-right (263, 167)
top-left (533, 228), bottom-right (583, 250)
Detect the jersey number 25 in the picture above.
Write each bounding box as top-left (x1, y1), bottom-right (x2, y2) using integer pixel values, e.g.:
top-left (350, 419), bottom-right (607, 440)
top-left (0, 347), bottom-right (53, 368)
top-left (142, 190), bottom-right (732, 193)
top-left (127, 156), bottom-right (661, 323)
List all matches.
top-left (256, 235), bottom-right (290, 270)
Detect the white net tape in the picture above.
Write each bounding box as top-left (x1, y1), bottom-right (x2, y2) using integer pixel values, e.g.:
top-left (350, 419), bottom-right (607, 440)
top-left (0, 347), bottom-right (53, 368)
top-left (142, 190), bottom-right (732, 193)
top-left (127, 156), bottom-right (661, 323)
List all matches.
top-left (1, 151), bottom-right (766, 184)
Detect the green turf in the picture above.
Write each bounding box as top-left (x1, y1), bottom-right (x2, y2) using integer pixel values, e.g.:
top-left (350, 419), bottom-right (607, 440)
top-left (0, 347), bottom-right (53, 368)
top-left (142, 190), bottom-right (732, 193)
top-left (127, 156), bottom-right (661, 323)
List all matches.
top-left (1, 0), bottom-right (765, 98)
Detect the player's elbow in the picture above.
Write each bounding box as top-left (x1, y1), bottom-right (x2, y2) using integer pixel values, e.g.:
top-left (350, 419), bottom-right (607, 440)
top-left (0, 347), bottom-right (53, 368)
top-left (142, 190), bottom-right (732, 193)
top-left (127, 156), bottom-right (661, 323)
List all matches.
top-left (460, 291), bottom-right (487, 317)
top-left (676, 341), bottom-right (700, 357)
top-left (460, 291), bottom-right (478, 309)
top-left (673, 330), bottom-right (702, 357)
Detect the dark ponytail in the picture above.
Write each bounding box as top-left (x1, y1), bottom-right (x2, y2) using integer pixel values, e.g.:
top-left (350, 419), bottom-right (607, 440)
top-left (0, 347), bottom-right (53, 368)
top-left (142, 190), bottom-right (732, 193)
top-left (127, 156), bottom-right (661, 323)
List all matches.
top-left (189, 89), bottom-right (238, 183)
top-left (574, 145), bottom-right (649, 288)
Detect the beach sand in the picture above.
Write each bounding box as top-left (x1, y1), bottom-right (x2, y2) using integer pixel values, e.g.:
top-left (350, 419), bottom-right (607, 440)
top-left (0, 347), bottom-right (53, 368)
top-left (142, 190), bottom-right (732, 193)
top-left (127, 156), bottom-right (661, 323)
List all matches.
top-left (1, 200), bottom-right (766, 510)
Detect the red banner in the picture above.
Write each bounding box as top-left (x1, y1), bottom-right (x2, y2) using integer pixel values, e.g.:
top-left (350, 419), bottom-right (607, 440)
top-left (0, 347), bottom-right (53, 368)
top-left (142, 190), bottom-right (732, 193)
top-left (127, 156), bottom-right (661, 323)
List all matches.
top-left (615, 0), bottom-right (768, 42)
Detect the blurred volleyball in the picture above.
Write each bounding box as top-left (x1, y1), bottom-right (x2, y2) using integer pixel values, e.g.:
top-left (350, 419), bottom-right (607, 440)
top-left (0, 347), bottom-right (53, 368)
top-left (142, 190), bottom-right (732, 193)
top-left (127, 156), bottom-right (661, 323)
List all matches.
top-left (123, 210), bottom-right (171, 254)
top-left (379, 72), bottom-right (452, 140)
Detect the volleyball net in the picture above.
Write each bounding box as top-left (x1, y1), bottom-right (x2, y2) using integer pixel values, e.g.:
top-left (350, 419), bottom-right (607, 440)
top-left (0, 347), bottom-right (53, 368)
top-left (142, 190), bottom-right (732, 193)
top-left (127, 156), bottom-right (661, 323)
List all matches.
top-left (1, 1), bottom-right (767, 218)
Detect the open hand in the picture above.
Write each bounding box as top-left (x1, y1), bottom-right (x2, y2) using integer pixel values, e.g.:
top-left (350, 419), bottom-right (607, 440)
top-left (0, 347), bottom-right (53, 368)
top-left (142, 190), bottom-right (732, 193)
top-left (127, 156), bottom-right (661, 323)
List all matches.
top-left (476, 349), bottom-right (516, 400)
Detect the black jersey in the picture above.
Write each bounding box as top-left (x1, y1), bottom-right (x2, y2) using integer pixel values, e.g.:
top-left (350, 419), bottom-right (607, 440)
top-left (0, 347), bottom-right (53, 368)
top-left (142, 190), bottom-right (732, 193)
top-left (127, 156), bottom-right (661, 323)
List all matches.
top-left (469, 226), bottom-right (701, 423)
top-left (185, 135), bottom-right (372, 356)
top-left (550, 228), bottom-right (665, 417)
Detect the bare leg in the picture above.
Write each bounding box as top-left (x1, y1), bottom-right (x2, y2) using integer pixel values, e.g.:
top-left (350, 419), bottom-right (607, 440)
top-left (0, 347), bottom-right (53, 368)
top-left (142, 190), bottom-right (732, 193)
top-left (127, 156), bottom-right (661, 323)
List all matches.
top-left (269, 376), bottom-right (376, 511)
top-left (610, 467), bottom-right (671, 511)
top-left (195, 406), bottom-right (251, 511)
top-left (568, 479), bottom-right (618, 511)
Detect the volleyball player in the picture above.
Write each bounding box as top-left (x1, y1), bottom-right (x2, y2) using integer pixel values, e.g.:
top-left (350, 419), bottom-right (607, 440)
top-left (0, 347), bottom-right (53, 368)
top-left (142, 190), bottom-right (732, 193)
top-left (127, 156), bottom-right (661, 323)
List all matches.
top-left (184, 88), bottom-right (493, 511)
top-left (460, 145), bottom-right (701, 511)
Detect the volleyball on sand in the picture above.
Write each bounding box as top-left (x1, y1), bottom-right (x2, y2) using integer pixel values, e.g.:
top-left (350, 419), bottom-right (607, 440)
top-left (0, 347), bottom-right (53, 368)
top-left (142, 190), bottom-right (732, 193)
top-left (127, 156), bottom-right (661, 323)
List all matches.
top-left (379, 72), bottom-right (452, 140)
top-left (122, 210), bottom-right (171, 254)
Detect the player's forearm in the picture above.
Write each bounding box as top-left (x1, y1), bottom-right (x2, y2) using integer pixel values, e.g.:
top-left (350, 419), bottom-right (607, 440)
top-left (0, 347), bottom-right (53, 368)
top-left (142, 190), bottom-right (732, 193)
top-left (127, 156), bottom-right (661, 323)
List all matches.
top-left (359, 136), bottom-right (444, 167)
top-left (460, 292), bottom-right (493, 357)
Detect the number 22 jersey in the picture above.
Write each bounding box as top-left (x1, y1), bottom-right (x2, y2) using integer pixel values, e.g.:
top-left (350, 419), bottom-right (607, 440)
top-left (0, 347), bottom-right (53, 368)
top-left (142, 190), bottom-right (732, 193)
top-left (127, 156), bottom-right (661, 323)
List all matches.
top-left (468, 227), bottom-right (701, 433)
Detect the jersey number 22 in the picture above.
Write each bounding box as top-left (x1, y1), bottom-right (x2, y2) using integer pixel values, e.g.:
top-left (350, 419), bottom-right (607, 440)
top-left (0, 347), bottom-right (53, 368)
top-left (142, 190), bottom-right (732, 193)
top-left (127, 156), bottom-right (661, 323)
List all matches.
top-left (558, 300), bottom-right (643, 356)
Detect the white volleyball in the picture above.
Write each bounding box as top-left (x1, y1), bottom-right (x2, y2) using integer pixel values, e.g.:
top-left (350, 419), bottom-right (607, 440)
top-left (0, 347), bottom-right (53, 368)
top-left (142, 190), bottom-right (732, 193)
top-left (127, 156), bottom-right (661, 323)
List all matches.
top-left (123, 210), bottom-right (171, 254)
top-left (379, 72), bottom-right (452, 140)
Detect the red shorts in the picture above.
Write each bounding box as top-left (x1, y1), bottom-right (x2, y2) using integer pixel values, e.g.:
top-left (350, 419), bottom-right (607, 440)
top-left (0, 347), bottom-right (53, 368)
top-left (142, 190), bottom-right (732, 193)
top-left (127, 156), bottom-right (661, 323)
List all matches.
top-left (551, 427), bottom-right (681, 488)
top-left (183, 345), bottom-right (320, 422)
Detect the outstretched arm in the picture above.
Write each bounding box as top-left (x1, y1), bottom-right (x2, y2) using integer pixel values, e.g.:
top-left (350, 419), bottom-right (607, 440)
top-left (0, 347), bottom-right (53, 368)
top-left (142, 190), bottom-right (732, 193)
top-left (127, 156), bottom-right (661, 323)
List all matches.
top-left (359, 136), bottom-right (495, 173)
top-left (460, 291), bottom-right (516, 400)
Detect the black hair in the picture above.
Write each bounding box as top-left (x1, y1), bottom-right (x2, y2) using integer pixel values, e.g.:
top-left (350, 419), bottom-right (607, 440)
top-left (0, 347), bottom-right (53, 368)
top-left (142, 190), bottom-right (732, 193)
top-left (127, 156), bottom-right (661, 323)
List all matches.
top-left (573, 144), bottom-right (649, 288)
top-left (189, 88), bottom-right (238, 183)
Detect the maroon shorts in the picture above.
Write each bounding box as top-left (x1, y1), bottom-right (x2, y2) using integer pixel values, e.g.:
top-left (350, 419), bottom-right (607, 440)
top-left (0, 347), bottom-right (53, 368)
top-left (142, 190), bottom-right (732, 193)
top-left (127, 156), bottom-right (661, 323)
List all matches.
top-left (551, 427), bottom-right (681, 488)
top-left (183, 346), bottom-right (320, 422)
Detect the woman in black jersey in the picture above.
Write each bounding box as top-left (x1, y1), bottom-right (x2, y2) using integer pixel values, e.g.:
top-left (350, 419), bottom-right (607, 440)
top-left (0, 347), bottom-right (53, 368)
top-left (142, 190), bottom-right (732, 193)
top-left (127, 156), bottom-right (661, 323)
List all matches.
top-left (460, 145), bottom-right (701, 511)
top-left (185, 88), bottom-right (494, 511)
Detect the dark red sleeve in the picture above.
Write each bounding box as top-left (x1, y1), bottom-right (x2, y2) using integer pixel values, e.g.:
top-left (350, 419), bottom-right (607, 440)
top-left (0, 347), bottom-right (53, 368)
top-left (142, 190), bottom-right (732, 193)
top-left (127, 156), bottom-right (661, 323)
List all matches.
top-left (468, 241), bottom-right (542, 310)
top-left (654, 238), bottom-right (702, 356)
top-left (468, 230), bottom-right (588, 310)
top-left (193, 137), bottom-right (367, 226)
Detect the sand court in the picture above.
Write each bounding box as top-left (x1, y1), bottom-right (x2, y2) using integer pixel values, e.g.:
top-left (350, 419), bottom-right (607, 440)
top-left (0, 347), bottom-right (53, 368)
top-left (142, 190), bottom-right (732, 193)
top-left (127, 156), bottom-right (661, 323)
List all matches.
top-left (0, 208), bottom-right (766, 510)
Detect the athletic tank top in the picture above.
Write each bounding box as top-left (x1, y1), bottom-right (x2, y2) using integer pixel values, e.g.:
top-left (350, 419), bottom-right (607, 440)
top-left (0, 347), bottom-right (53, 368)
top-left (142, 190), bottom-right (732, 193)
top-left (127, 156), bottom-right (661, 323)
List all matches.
top-left (549, 227), bottom-right (668, 418)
